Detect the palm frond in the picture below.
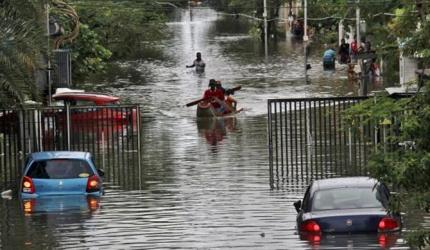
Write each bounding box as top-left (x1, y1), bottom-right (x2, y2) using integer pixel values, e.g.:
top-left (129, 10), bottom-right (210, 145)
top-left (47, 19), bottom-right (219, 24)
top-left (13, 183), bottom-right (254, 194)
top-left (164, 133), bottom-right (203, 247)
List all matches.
top-left (0, 1), bottom-right (45, 106)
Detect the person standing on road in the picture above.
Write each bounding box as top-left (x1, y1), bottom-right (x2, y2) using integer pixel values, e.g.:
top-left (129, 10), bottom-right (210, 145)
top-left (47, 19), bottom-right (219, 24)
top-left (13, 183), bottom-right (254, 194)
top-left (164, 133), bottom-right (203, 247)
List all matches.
top-left (186, 52), bottom-right (206, 73)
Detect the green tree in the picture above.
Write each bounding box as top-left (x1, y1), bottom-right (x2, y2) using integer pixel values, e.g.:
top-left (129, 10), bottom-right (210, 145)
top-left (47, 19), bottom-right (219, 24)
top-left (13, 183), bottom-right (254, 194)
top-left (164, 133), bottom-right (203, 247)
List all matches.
top-left (0, 0), bottom-right (45, 107)
top-left (389, 1), bottom-right (430, 64)
top-left (63, 24), bottom-right (112, 82)
top-left (344, 84), bottom-right (430, 249)
top-left (71, 0), bottom-right (168, 59)
top-left (344, 2), bottom-right (430, 247)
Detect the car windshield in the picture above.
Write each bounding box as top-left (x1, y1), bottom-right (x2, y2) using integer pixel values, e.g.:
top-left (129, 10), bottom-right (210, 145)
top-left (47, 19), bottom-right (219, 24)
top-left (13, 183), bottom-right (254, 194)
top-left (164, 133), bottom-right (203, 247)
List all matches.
top-left (312, 187), bottom-right (385, 211)
top-left (27, 159), bottom-right (94, 179)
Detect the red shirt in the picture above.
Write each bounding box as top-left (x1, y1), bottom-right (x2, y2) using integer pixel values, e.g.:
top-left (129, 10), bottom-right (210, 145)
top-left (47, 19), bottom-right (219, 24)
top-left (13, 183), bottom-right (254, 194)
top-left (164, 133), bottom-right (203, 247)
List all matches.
top-left (351, 41), bottom-right (358, 54)
top-left (214, 89), bottom-right (224, 101)
top-left (203, 89), bottom-right (217, 99)
top-left (203, 88), bottom-right (224, 108)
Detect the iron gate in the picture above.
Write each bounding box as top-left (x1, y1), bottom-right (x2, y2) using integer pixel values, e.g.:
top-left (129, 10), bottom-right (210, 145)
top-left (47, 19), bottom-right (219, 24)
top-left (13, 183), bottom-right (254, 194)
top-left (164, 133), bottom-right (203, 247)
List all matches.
top-left (268, 96), bottom-right (381, 182)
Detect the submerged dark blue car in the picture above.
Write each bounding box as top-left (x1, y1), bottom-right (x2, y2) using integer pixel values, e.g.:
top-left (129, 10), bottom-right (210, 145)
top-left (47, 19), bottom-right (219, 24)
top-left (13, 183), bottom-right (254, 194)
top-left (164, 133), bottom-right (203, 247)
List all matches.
top-left (294, 177), bottom-right (401, 236)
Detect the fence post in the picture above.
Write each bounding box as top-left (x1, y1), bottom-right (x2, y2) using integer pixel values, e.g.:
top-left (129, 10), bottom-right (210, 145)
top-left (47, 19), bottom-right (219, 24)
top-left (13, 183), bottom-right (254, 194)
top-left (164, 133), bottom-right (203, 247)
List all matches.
top-left (267, 100), bottom-right (273, 185)
top-left (66, 102), bottom-right (71, 150)
top-left (35, 109), bottom-right (43, 152)
top-left (136, 105), bottom-right (142, 190)
top-left (348, 127), bottom-right (353, 166)
top-left (306, 108), bottom-right (313, 159)
top-left (18, 110), bottom-right (25, 160)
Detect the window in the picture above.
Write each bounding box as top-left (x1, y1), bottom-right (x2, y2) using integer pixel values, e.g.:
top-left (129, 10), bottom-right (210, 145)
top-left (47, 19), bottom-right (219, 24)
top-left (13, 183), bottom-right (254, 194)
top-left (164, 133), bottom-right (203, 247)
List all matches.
top-left (27, 159), bottom-right (94, 179)
top-left (311, 187), bottom-right (386, 211)
top-left (302, 186), bottom-right (311, 212)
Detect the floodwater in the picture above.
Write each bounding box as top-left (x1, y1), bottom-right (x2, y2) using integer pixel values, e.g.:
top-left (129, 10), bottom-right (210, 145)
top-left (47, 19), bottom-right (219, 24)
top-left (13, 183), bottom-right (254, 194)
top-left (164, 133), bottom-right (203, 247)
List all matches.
top-left (1, 7), bottom-right (410, 249)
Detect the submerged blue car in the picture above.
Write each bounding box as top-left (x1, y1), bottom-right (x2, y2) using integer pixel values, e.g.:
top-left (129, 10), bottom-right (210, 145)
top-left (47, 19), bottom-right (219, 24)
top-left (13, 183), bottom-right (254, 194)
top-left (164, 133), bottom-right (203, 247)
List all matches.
top-left (294, 177), bottom-right (401, 236)
top-left (20, 151), bottom-right (104, 198)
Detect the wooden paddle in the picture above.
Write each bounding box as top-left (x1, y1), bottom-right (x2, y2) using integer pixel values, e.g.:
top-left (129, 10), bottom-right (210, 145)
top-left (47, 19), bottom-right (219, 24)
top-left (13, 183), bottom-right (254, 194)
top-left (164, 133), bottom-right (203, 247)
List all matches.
top-left (185, 97), bottom-right (210, 107)
top-left (228, 85), bottom-right (242, 93)
top-left (185, 86), bottom-right (242, 107)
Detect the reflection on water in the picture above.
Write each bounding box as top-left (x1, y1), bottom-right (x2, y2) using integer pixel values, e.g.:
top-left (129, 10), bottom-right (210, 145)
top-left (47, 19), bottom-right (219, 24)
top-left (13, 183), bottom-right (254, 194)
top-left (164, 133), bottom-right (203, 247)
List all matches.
top-left (0, 7), bottom-right (410, 249)
top-left (301, 233), bottom-right (401, 249)
top-left (197, 117), bottom-right (237, 146)
top-left (21, 196), bottom-right (100, 214)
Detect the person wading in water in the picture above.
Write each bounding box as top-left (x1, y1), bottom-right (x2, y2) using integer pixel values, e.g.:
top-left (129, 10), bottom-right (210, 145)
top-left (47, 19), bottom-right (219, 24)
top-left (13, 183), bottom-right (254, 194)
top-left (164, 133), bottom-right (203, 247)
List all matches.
top-left (323, 44), bottom-right (336, 70)
top-left (186, 52), bottom-right (206, 74)
top-left (338, 38), bottom-right (350, 64)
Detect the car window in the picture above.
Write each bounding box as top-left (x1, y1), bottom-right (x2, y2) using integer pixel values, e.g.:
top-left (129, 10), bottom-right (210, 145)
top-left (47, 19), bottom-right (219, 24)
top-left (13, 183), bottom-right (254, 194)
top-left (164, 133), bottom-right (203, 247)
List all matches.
top-left (311, 187), bottom-right (385, 211)
top-left (89, 155), bottom-right (96, 168)
top-left (302, 185), bottom-right (311, 211)
top-left (27, 159), bottom-right (94, 179)
top-left (23, 156), bottom-right (31, 170)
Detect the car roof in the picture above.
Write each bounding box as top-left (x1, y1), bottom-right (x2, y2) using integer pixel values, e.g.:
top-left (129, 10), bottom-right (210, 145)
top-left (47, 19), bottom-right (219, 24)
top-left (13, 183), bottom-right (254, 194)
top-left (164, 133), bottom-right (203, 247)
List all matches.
top-left (311, 177), bottom-right (379, 192)
top-left (28, 151), bottom-right (91, 161)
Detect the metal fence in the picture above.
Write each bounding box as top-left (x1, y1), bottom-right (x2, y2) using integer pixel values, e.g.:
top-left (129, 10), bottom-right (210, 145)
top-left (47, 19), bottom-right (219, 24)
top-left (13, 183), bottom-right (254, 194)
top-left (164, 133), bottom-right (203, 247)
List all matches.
top-left (268, 96), bottom-right (383, 183)
top-left (0, 105), bottom-right (142, 190)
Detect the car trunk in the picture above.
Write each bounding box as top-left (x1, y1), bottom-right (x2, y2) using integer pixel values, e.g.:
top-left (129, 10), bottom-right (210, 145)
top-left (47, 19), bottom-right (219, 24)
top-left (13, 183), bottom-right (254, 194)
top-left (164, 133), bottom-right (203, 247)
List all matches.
top-left (309, 208), bottom-right (387, 233)
top-left (33, 178), bottom-right (88, 195)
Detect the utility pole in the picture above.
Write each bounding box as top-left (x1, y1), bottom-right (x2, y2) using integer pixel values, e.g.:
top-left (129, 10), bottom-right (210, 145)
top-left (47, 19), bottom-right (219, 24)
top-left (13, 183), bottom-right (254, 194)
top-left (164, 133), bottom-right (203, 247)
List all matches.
top-left (355, 0), bottom-right (367, 96)
top-left (189, 0), bottom-right (192, 21)
top-left (303, 0), bottom-right (309, 84)
top-left (303, 0), bottom-right (308, 41)
top-left (263, 0), bottom-right (268, 57)
top-left (45, 3), bottom-right (52, 106)
top-left (356, 0), bottom-right (360, 47)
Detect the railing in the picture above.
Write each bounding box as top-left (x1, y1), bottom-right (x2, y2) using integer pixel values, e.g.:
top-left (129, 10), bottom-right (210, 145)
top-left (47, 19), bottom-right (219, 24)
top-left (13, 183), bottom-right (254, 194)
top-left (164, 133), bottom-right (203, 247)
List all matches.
top-left (268, 96), bottom-right (379, 185)
top-left (0, 105), bottom-right (142, 190)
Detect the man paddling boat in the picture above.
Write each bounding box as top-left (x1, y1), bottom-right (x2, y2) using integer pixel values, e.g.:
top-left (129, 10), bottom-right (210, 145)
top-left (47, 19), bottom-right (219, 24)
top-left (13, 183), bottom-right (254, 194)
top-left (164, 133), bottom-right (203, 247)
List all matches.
top-left (185, 81), bottom-right (242, 118)
top-left (202, 79), bottom-right (226, 115)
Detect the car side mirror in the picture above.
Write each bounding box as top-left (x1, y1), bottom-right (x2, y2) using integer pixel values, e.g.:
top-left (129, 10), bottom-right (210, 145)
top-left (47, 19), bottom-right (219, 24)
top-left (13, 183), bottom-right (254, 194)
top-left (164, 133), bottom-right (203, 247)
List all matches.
top-left (97, 169), bottom-right (105, 177)
top-left (294, 200), bottom-right (302, 213)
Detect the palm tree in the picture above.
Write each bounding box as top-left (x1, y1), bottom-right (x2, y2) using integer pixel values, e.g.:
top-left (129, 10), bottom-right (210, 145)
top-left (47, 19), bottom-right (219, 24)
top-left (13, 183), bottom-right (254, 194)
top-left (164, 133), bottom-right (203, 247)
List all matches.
top-left (0, 1), bottom-right (45, 107)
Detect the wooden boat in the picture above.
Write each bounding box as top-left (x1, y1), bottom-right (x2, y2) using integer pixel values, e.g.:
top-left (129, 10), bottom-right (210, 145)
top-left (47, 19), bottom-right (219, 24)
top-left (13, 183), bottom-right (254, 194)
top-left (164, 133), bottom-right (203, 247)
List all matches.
top-left (196, 102), bottom-right (239, 118)
top-left (186, 86), bottom-right (242, 118)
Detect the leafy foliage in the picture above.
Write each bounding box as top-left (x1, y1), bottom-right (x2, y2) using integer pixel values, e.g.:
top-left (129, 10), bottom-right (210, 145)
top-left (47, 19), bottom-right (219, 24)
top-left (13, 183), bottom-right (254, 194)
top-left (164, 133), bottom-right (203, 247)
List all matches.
top-left (344, 83), bottom-right (430, 248)
top-left (0, 1), bottom-right (45, 107)
top-left (71, 0), bottom-right (168, 59)
top-left (63, 24), bottom-right (112, 82)
top-left (387, 0), bottom-right (430, 64)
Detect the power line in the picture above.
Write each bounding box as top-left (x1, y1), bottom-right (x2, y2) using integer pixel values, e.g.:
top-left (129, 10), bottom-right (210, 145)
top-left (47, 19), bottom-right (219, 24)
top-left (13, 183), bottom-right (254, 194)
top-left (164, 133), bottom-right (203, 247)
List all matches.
top-left (66, 2), bottom-right (423, 20)
top-left (67, 0), bottom-right (426, 10)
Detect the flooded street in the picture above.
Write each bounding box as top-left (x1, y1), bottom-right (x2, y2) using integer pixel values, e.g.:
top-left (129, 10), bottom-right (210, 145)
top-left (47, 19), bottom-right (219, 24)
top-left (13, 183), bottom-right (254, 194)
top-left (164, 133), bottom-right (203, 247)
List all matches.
top-left (1, 8), bottom-right (409, 249)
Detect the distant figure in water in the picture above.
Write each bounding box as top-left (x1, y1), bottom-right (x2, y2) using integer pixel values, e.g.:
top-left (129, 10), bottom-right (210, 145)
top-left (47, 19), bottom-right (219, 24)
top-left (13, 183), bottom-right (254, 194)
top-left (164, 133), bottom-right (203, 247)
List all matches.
top-left (186, 52), bottom-right (206, 73)
top-left (338, 38), bottom-right (350, 64)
